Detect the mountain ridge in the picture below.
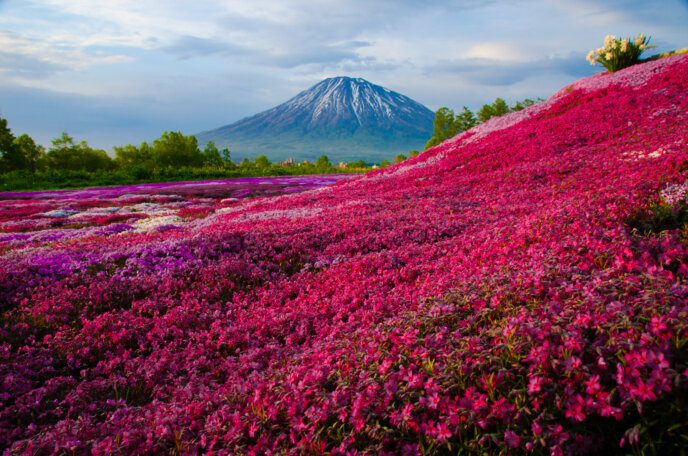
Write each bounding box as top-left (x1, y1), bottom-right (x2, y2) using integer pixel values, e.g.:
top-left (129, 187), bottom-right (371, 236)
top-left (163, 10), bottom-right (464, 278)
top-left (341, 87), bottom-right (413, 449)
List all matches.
top-left (196, 76), bottom-right (434, 163)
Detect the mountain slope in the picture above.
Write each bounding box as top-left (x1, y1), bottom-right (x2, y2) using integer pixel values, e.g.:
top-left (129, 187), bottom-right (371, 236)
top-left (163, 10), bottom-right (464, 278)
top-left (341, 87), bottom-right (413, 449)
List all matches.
top-left (2, 55), bottom-right (688, 455)
top-left (196, 76), bottom-right (435, 162)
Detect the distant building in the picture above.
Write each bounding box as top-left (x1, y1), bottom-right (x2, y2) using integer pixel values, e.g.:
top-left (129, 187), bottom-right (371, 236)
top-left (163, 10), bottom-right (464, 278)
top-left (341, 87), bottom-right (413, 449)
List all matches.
top-left (337, 162), bottom-right (346, 169)
top-left (280, 157), bottom-right (294, 166)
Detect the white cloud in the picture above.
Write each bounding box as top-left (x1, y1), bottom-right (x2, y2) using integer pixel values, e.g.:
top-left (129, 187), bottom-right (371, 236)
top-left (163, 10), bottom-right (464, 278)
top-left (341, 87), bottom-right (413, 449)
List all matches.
top-left (463, 41), bottom-right (534, 62)
top-left (0, 30), bottom-right (132, 83)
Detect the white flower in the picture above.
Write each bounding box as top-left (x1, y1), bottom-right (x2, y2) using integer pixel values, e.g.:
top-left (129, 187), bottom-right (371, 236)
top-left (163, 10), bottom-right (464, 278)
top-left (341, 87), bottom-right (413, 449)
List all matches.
top-left (586, 50), bottom-right (595, 61)
top-left (620, 39), bottom-right (628, 52)
top-left (635, 33), bottom-right (645, 46)
top-left (605, 52), bottom-right (613, 60)
top-left (604, 35), bottom-right (615, 47)
top-left (611, 41), bottom-right (618, 49)
top-left (639, 44), bottom-right (646, 50)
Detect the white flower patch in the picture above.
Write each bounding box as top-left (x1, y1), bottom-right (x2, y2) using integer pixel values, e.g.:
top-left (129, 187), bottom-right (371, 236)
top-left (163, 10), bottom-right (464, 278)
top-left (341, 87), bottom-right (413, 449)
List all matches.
top-left (41, 209), bottom-right (79, 218)
top-left (622, 146), bottom-right (673, 161)
top-left (131, 202), bottom-right (161, 211)
top-left (132, 215), bottom-right (184, 233)
top-left (67, 206), bottom-right (122, 219)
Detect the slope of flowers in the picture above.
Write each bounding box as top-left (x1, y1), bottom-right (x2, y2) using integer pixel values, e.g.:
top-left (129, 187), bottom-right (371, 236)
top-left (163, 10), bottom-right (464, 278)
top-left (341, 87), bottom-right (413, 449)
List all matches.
top-left (1, 55), bottom-right (688, 455)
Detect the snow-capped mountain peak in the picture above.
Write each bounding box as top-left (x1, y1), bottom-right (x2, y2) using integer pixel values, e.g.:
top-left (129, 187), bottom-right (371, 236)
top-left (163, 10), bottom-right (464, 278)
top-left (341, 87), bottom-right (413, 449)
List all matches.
top-left (196, 76), bottom-right (435, 162)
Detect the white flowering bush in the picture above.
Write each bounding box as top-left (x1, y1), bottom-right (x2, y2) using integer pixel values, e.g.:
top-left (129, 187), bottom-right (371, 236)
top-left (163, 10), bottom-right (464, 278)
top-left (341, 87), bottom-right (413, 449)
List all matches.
top-left (587, 34), bottom-right (655, 72)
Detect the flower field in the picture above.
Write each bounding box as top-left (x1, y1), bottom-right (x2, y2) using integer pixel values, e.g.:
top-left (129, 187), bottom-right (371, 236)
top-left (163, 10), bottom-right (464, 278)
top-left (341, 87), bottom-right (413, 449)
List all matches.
top-left (2, 55), bottom-right (688, 455)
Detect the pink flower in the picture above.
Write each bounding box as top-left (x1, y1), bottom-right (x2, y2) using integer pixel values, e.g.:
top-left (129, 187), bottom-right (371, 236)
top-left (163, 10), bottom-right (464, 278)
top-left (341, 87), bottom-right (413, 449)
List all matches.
top-left (527, 376), bottom-right (544, 395)
top-left (504, 430), bottom-right (520, 448)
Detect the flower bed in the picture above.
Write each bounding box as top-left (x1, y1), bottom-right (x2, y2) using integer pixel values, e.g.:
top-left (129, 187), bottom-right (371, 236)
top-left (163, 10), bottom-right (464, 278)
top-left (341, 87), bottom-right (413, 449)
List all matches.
top-left (1, 56), bottom-right (688, 455)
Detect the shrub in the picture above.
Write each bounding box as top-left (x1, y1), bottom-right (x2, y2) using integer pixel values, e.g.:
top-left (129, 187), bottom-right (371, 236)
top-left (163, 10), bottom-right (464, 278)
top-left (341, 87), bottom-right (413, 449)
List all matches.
top-left (587, 34), bottom-right (655, 72)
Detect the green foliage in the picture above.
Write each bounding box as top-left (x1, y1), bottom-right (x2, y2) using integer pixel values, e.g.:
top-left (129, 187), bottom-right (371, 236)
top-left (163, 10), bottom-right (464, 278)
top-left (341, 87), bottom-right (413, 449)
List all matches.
top-left (476, 104), bottom-right (494, 123)
top-left (152, 131), bottom-right (203, 168)
top-left (587, 34), bottom-right (655, 73)
top-left (48, 132), bottom-right (114, 172)
top-left (316, 155), bottom-right (332, 169)
top-left (425, 106), bottom-right (480, 150)
top-left (114, 142), bottom-right (154, 169)
top-left (379, 160), bottom-right (391, 169)
top-left (15, 134), bottom-right (46, 173)
top-left (129, 165), bottom-right (153, 180)
top-left (0, 116), bottom-right (26, 172)
top-left (478, 98), bottom-right (509, 122)
top-left (511, 98), bottom-right (535, 111)
top-left (202, 141), bottom-right (224, 167)
top-left (455, 107), bottom-right (479, 131)
top-left (425, 107), bottom-right (460, 150)
top-left (408, 150), bottom-right (420, 158)
top-left (253, 154), bottom-right (271, 168)
top-left (0, 114), bottom-right (374, 191)
top-left (394, 154), bottom-right (406, 163)
top-left (346, 159), bottom-right (366, 169)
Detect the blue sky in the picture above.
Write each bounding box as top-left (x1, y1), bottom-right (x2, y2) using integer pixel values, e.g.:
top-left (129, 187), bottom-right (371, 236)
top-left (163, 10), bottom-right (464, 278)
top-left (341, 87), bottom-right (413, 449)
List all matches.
top-left (0, 0), bottom-right (687, 150)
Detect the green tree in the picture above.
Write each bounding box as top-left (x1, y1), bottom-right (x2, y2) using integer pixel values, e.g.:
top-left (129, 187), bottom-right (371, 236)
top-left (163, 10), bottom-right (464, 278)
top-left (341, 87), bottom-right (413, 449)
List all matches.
top-left (316, 155), bottom-right (332, 169)
top-left (455, 106), bottom-right (479, 131)
top-left (379, 160), bottom-right (391, 168)
top-left (346, 159), bottom-right (366, 169)
top-left (0, 116), bottom-right (26, 172)
top-left (221, 148), bottom-right (231, 162)
top-left (409, 150), bottom-right (420, 158)
top-left (394, 154), bottom-right (406, 163)
top-left (424, 106), bottom-right (479, 150)
top-left (14, 134), bottom-right (46, 173)
top-left (152, 131), bottom-right (202, 168)
top-left (492, 98), bottom-right (509, 117)
top-left (114, 142), bottom-right (154, 169)
top-left (425, 107), bottom-right (460, 150)
top-left (478, 98), bottom-right (510, 122)
top-left (511, 97), bottom-right (543, 111)
top-left (48, 132), bottom-right (113, 171)
top-left (253, 154), bottom-right (270, 168)
top-left (477, 104), bottom-right (495, 123)
top-left (202, 141), bottom-right (223, 167)
top-left (238, 157), bottom-right (253, 168)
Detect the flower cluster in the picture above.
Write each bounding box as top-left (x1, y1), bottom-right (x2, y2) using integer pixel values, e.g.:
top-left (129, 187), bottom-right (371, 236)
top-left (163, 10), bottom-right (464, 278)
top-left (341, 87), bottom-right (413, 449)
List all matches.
top-left (586, 33), bottom-right (654, 72)
top-left (0, 55), bottom-right (687, 455)
top-left (660, 180), bottom-right (688, 206)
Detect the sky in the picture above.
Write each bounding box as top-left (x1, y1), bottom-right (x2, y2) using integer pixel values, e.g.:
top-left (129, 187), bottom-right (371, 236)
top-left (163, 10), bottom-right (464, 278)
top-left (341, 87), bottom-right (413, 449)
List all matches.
top-left (0, 0), bottom-right (687, 151)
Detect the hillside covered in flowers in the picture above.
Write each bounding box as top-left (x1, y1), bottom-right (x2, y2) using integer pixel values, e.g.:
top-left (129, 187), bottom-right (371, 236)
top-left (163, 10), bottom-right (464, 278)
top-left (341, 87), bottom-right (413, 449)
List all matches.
top-left (1, 54), bottom-right (688, 455)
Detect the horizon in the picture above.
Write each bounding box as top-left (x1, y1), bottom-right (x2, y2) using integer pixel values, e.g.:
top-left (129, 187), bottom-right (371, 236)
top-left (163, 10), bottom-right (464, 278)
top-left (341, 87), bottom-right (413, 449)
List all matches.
top-left (1, 0), bottom-right (687, 150)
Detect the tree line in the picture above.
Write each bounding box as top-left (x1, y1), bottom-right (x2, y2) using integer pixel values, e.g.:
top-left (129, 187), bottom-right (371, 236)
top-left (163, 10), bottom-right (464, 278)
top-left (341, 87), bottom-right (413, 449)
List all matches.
top-left (0, 116), bottom-right (376, 192)
top-left (0, 120), bottom-right (227, 174)
top-left (424, 97), bottom-right (543, 150)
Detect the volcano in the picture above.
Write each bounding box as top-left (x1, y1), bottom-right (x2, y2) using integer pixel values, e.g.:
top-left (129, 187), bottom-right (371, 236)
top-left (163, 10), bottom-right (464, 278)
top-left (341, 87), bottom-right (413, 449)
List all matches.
top-left (196, 76), bottom-right (435, 163)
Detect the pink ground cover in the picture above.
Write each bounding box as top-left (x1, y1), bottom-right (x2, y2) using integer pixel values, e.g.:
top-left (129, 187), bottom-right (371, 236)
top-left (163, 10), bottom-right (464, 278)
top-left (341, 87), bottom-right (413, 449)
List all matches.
top-left (1, 56), bottom-right (688, 455)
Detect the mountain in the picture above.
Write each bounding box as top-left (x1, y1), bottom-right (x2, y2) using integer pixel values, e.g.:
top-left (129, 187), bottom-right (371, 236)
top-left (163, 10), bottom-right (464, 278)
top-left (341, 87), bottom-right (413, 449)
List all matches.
top-left (196, 77), bottom-right (435, 163)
